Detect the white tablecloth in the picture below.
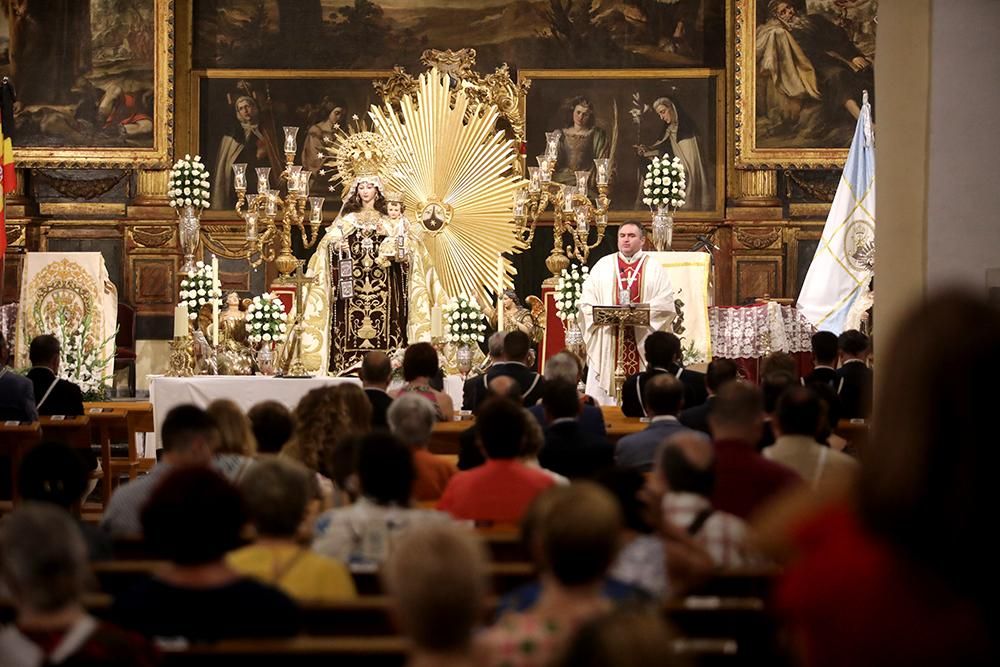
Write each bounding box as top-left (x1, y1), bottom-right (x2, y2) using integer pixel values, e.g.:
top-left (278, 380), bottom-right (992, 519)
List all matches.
top-left (149, 375), bottom-right (361, 448)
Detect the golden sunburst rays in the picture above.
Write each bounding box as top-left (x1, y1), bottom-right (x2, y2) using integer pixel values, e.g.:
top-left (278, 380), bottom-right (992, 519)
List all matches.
top-left (368, 67), bottom-right (525, 303)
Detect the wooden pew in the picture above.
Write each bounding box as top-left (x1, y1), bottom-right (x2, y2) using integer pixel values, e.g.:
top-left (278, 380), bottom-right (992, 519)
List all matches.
top-left (685, 566), bottom-right (781, 600)
top-left (0, 422), bottom-right (41, 505)
top-left (87, 407), bottom-right (128, 507)
top-left (160, 637), bottom-right (409, 667)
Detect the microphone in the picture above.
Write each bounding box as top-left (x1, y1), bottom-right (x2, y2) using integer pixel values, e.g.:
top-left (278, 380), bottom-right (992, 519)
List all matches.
top-left (691, 234), bottom-right (720, 252)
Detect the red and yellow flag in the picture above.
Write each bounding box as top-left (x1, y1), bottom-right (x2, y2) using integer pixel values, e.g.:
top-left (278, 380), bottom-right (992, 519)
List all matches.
top-left (0, 78), bottom-right (16, 258)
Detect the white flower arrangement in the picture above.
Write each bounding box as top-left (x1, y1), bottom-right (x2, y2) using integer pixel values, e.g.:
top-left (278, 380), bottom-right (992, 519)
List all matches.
top-left (49, 306), bottom-right (116, 400)
top-left (178, 261), bottom-right (221, 320)
top-left (443, 293), bottom-right (487, 345)
top-left (640, 155), bottom-right (687, 210)
top-left (554, 264), bottom-right (589, 321)
top-left (245, 292), bottom-right (288, 345)
top-left (168, 154), bottom-right (211, 210)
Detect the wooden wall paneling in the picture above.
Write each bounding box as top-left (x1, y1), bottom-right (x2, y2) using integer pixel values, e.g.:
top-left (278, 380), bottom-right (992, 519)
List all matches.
top-left (131, 256), bottom-right (179, 314)
top-left (733, 256), bottom-right (783, 304)
top-left (2, 253), bottom-right (24, 303)
top-left (784, 225), bottom-right (824, 302)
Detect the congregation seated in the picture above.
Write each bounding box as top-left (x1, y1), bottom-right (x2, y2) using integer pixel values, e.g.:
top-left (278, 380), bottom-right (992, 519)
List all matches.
top-left (657, 431), bottom-right (759, 568)
top-left (758, 371), bottom-right (797, 451)
top-left (479, 483), bottom-right (622, 667)
top-left (804, 330), bottom-right (839, 389)
top-left (678, 358), bottom-right (739, 433)
top-left (281, 384), bottom-right (371, 508)
top-left (537, 380), bottom-right (614, 480)
top-left (555, 607), bottom-right (679, 667)
top-left (383, 524), bottom-right (490, 667)
top-left (615, 373), bottom-right (691, 472)
top-left (18, 442), bottom-right (112, 561)
top-left (597, 468), bottom-right (669, 598)
top-left (360, 351), bottom-right (394, 429)
top-left (526, 351), bottom-right (606, 436)
top-left (247, 400), bottom-right (294, 455)
top-left (760, 351), bottom-right (799, 381)
top-left (227, 457), bottom-right (357, 602)
top-left (763, 385), bottom-right (857, 489)
top-left (835, 329), bottom-right (873, 419)
top-left (706, 382), bottom-right (801, 520)
top-left (312, 432), bottom-right (448, 569)
top-left (0, 504), bottom-right (157, 665)
top-left (101, 404), bottom-right (217, 538)
top-left (621, 331), bottom-right (707, 418)
top-left (775, 291), bottom-right (998, 667)
top-left (463, 331), bottom-right (544, 411)
top-left (390, 342), bottom-right (454, 421)
top-left (438, 397), bottom-right (555, 524)
top-left (387, 393), bottom-right (457, 502)
top-left (26, 334), bottom-right (83, 417)
top-left (0, 331), bottom-right (37, 422)
top-left (207, 399), bottom-right (258, 483)
top-left (112, 466), bottom-right (299, 642)
top-left (457, 374), bottom-right (522, 471)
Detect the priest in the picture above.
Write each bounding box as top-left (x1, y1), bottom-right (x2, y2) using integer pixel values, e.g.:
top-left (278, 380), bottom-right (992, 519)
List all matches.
top-left (578, 222), bottom-right (676, 405)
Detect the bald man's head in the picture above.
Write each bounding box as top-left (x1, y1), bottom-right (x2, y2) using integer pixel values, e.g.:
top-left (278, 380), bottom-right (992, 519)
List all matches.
top-left (658, 431), bottom-right (715, 498)
top-left (487, 375), bottom-right (522, 402)
top-left (361, 351), bottom-right (392, 388)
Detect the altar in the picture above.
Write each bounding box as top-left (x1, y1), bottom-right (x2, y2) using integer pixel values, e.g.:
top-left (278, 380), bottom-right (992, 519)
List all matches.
top-left (149, 375), bottom-right (360, 446)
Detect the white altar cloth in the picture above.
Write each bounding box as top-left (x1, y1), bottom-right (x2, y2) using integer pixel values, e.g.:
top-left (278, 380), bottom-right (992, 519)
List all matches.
top-left (149, 375), bottom-right (361, 448)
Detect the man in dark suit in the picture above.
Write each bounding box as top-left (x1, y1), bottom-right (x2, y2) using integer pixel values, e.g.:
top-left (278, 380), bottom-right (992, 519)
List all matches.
top-left (527, 351), bottom-right (606, 437)
top-left (679, 358), bottom-right (739, 434)
top-left (461, 332), bottom-right (505, 411)
top-left (464, 330), bottom-right (544, 411)
top-left (457, 375), bottom-right (522, 470)
top-left (804, 331), bottom-right (839, 388)
top-left (538, 379), bottom-right (613, 480)
top-left (615, 374), bottom-right (691, 471)
top-left (0, 331), bottom-right (38, 422)
top-left (836, 329), bottom-right (873, 419)
top-left (360, 351), bottom-right (394, 429)
top-left (26, 335), bottom-right (83, 416)
top-left (621, 332), bottom-right (707, 417)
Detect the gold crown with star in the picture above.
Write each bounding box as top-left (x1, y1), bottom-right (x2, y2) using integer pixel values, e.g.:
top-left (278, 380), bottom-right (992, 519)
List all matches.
top-left (321, 119), bottom-right (399, 198)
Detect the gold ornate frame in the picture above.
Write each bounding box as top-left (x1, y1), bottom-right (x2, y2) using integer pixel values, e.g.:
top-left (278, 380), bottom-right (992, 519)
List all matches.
top-left (734, 0), bottom-right (855, 168)
top-left (11, 0), bottom-right (174, 169)
top-left (518, 68), bottom-right (726, 220)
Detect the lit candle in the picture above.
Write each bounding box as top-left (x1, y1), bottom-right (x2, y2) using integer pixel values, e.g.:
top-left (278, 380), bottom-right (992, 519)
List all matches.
top-left (211, 255), bottom-right (219, 347)
top-left (496, 257), bottom-right (505, 332)
top-left (173, 303), bottom-right (188, 338)
top-left (431, 306), bottom-right (443, 338)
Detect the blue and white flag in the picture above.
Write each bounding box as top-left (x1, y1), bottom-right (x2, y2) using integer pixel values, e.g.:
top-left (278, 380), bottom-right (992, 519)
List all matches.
top-left (797, 92), bottom-right (875, 334)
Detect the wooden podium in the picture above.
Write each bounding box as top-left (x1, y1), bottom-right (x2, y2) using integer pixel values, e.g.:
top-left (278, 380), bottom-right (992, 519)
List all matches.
top-left (592, 303), bottom-right (650, 403)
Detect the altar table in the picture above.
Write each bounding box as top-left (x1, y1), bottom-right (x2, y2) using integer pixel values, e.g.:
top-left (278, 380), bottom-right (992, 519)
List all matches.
top-left (148, 375), bottom-right (360, 447)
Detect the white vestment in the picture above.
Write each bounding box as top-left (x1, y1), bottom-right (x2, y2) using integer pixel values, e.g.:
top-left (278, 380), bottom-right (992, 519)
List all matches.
top-left (578, 251), bottom-right (676, 405)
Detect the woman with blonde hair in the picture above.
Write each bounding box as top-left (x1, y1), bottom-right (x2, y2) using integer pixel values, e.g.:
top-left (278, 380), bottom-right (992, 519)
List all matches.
top-left (206, 399), bottom-right (257, 483)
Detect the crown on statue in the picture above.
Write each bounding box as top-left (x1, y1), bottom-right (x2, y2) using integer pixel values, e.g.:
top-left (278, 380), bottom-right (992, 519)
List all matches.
top-left (384, 190), bottom-right (404, 204)
top-left (323, 124), bottom-right (399, 197)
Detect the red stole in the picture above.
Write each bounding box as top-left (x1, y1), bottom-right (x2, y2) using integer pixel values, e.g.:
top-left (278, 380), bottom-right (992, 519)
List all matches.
top-left (615, 254), bottom-right (644, 377)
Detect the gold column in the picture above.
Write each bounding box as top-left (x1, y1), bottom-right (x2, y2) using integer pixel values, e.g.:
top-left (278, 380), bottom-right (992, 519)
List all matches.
top-left (134, 169), bottom-right (171, 205)
top-left (733, 169), bottom-right (780, 207)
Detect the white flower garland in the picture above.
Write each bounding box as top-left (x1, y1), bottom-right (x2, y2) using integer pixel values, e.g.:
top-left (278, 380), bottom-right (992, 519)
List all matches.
top-left (554, 264), bottom-right (589, 321)
top-left (168, 154), bottom-right (211, 210)
top-left (444, 293), bottom-right (486, 345)
top-left (245, 292), bottom-right (288, 345)
top-left (641, 155), bottom-right (687, 210)
top-left (178, 261), bottom-right (221, 320)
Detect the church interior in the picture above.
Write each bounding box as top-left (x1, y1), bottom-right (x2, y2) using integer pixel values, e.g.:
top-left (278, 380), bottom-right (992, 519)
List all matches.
top-left (0, 0), bottom-right (998, 665)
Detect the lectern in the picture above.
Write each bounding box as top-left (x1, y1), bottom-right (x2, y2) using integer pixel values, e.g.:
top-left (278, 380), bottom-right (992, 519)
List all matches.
top-left (592, 303), bottom-right (650, 403)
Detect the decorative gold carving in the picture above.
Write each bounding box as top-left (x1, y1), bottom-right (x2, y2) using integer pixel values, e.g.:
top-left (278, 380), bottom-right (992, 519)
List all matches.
top-left (784, 170), bottom-right (837, 202)
top-left (38, 202), bottom-right (127, 216)
top-left (733, 169), bottom-right (780, 206)
top-left (166, 336), bottom-right (195, 377)
top-left (200, 227), bottom-right (251, 259)
top-left (135, 170), bottom-right (171, 202)
top-left (3, 226), bottom-right (24, 247)
top-left (421, 49), bottom-right (477, 77)
top-left (33, 170), bottom-right (128, 200)
top-left (130, 226), bottom-right (174, 248)
top-left (734, 227), bottom-right (782, 250)
top-left (789, 203), bottom-right (832, 219)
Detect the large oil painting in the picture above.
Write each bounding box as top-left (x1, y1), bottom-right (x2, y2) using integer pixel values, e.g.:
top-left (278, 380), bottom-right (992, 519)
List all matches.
top-left (193, 0), bottom-right (725, 70)
top-left (195, 72), bottom-right (389, 212)
top-left (735, 0), bottom-right (877, 167)
top-left (522, 69), bottom-right (724, 219)
top-left (0, 0), bottom-right (173, 167)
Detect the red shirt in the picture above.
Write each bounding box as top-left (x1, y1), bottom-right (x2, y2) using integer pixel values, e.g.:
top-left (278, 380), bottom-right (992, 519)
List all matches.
top-left (437, 459), bottom-right (555, 525)
top-left (412, 449), bottom-right (457, 502)
top-left (711, 439), bottom-right (801, 519)
top-left (777, 505), bottom-right (990, 667)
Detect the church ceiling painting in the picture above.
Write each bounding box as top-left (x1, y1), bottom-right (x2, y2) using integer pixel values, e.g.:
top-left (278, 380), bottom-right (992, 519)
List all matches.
top-left (193, 71), bottom-right (390, 212)
top-left (521, 69), bottom-right (724, 219)
top-left (735, 0), bottom-right (877, 167)
top-left (192, 0), bottom-right (725, 70)
top-left (0, 0), bottom-right (173, 168)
